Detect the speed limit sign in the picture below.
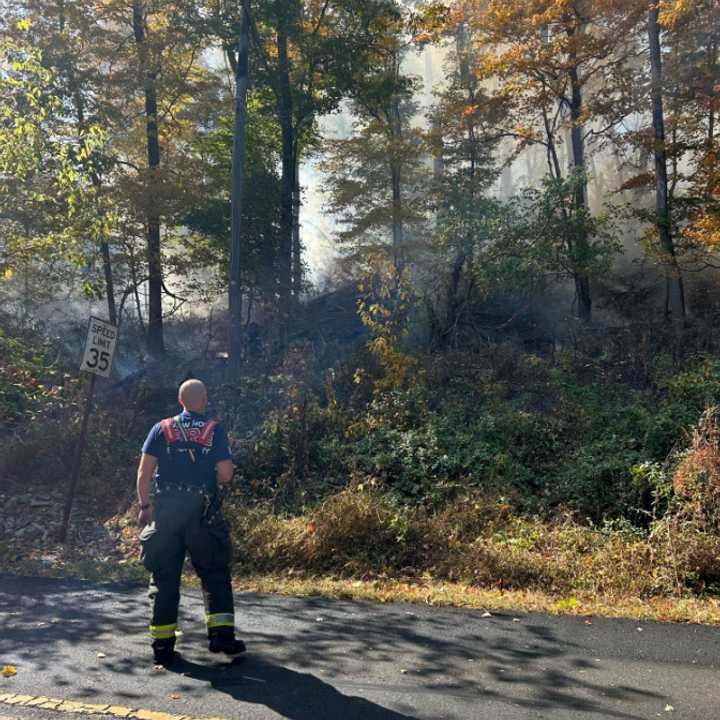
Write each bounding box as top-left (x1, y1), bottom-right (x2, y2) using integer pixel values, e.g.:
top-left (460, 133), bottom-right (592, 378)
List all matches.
top-left (80, 316), bottom-right (117, 377)
top-left (60, 315), bottom-right (119, 541)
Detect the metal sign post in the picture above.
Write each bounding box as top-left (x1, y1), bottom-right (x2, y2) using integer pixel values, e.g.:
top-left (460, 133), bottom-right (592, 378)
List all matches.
top-left (59, 317), bottom-right (118, 543)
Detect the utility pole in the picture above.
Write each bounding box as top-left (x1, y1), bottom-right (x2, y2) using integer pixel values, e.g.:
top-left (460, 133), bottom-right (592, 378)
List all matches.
top-left (229, 1), bottom-right (250, 375)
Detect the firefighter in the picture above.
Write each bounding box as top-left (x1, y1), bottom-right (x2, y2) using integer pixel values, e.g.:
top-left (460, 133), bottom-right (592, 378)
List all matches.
top-left (136, 378), bottom-right (245, 666)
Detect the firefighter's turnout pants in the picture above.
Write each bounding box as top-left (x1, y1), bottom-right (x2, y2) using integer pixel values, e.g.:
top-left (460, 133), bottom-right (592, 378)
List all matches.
top-left (140, 489), bottom-right (234, 642)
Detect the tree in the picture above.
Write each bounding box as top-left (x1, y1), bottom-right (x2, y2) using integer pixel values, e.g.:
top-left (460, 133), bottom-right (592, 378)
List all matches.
top-left (467, 0), bottom-right (644, 321)
top-left (657, 0), bottom-right (720, 274)
top-left (322, 111), bottom-right (427, 272)
top-left (183, 104), bottom-right (283, 321)
top-left (647, 1), bottom-right (686, 323)
top-left (2, 0), bottom-right (123, 324)
top-left (209, 0), bottom-right (397, 334)
top-left (7, 0), bottom-right (219, 348)
top-left (322, 3), bottom-right (428, 273)
top-left (0, 24), bottom-right (104, 317)
top-left (424, 15), bottom-right (505, 346)
top-left (130, 0), bottom-right (166, 355)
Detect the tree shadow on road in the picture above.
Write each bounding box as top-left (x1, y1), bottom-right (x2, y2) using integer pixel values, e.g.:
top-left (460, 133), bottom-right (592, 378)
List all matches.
top-left (0, 575), bottom-right (674, 719)
top-left (235, 596), bottom-right (663, 719)
top-left (169, 655), bottom-right (420, 720)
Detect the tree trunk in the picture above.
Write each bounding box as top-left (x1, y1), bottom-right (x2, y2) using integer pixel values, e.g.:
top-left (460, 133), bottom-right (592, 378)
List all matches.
top-left (706, 15), bottom-right (718, 150)
top-left (229, 4), bottom-right (250, 375)
top-left (648, 3), bottom-right (686, 324)
top-left (389, 92), bottom-right (404, 271)
top-left (706, 35), bottom-right (717, 160)
top-left (100, 239), bottom-right (117, 325)
top-left (567, 60), bottom-right (592, 323)
top-left (292, 156), bottom-right (302, 306)
top-left (129, 244), bottom-right (146, 334)
top-left (132, 0), bottom-right (164, 356)
top-left (390, 163), bottom-right (404, 269)
top-left (441, 24), bottom-right (477, 347)
top-left (442, 249), bottom-right (466, 348)
top-left (277, 20), bottom-right (294, 335)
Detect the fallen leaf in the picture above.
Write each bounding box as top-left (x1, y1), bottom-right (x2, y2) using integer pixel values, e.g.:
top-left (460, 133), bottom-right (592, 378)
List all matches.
top-left (512, 618), bottom-right (521, 623)
top-left (1, 665), bottom-right (17, 677)
top-left (481, 611), bottom-right (492, 618)
top-left (399, 669), bottom-right (408, 674)
top-left (584, 620), bottom-right (592, 625)
top-left (97, 653), bottom-right (106, 658)
top-left (169, 694), bottom-right (180, 700)
top-left (664, 705), bottom-right (674, 712)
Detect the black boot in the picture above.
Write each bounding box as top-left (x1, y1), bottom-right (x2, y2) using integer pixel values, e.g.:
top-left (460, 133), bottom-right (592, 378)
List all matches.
top-left (208, 628), bottom-right (246, 656)
top-left (152, 638), bottom-right (180, 666)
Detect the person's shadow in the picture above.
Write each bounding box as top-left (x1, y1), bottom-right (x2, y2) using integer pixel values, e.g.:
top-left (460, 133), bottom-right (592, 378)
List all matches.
top-left (169, 654), bottom-right (419, 720)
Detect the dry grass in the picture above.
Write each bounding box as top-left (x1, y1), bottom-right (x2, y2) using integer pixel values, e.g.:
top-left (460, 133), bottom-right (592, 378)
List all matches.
top-left (230, 575), bottom-right (720, 625)
top-left (4, 485), bottom-right (719, 625)
top-left (224, 486), bottom-right (720, 601)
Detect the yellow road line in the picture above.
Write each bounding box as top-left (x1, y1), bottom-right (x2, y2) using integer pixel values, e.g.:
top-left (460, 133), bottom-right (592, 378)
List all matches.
top-left (0, 694), bottom-right (229, 720)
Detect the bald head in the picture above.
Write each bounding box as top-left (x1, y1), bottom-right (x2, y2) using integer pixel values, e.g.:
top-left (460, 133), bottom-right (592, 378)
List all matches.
top-left (178, 379), bottom-right (208, 414)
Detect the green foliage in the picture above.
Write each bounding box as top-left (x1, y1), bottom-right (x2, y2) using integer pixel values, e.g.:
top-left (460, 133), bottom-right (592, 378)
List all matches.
top-left (321, 114), bottom-right (428, 256)
top-left (494, 173), bottom-right (623, 290)
top-left (184, 103), bottom-right (282, 266)
top-left (0, 325), bottom-right (64, 427)
top-left (356, 254), bottom-right (420, 392)
top-left (233, 338), bottom-right (720, 526)
top-left (0, 26), bottom-right (107, 302)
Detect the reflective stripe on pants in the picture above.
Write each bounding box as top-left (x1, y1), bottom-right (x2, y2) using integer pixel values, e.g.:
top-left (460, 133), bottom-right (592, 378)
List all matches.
top-left (207, 612), bottom-right (234, 629)
top-left (150, 623), bottom-right (177, 639)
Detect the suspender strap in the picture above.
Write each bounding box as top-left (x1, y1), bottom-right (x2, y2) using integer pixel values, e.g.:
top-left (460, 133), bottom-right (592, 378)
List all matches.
top-left (199, 420), bottom-right (218, 446)
top-left (160, 417), bottom-right (178, 443)
top-left (159, 415), bottom-right (218, 462)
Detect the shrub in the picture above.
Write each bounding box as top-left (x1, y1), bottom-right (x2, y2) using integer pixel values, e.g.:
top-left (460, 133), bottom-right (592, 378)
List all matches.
top-left (650, 517), bottom-right (720, 593)
top-left (225, 486), bottom-right (720, 598)
top-left (671, 406), bottom-right (720, 529)
top-left (304, 488), bottom-right (414, 571)
top-left (227, 504), bottom-right (308, 573)
top-left (0, 326), bottom-right (65, 427)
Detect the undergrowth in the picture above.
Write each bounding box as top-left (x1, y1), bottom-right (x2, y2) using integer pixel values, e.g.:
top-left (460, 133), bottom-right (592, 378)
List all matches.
top-left (224, 484), bottom-right (720, 599)
top-left (5, 316), bottom-right (720, 612)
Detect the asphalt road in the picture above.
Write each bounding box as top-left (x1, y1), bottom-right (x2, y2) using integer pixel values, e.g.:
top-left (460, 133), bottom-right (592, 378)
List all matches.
top-left (0, 574), bottom-right (718, 720)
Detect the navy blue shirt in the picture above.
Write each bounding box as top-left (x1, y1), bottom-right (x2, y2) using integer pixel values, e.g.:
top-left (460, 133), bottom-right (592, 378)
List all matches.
top-left (142, 410), bottom-right (232, 491)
